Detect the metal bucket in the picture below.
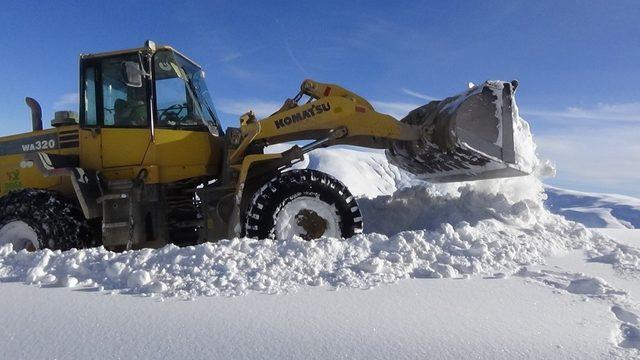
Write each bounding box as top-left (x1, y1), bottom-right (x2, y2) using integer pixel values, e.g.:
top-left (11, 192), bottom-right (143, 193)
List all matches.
top-left (386, 80), bottom-right (530, 183)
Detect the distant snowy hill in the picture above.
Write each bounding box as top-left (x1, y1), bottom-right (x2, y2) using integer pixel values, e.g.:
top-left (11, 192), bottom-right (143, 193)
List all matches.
top-left (544, 186), bottom-right (640, 229)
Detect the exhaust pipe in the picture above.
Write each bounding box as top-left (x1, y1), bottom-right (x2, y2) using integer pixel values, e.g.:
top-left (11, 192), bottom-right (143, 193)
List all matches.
top-left (25, 97), bottom-right (43, 131)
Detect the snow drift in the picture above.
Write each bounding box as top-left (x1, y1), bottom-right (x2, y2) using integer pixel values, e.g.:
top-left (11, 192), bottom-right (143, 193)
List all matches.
top-left (0, 112), bottom-right (636, 298)
top-left (545, 186), bottom-right (640, 229)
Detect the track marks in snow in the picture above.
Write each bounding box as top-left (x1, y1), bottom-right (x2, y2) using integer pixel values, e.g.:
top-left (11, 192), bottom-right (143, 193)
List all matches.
top-left (516, 267), bottom-right (626, 298)
top-left (612, 305), bottom-right (640, 325)
top-left (516, 266), bottom-right (640, 354)
top-left (611, 305), bottom-right (640, 350)
top-left (587, 242), bottom-right (640, 275)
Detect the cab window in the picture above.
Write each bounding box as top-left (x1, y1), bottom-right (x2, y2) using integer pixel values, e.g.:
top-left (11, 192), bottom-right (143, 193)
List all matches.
top-left (153, 50), bottom-right (220, 134)
top-left (101, 56), bottom-right (148, 127)
top-left (154, 52), bottom-right (204, 129)
top-left (83, 66), bottom-right (97, 126)
top-left (155, 76), bottom-right (196, 127)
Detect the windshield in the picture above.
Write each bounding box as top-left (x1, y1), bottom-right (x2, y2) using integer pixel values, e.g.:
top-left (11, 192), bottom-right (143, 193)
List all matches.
top-left (153, 50), bottom-right (221, 134)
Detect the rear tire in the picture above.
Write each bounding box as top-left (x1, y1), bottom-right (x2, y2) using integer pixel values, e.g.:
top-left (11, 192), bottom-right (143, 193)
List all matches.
top-left (245, 169), bottom-right (363, 240)
top-left (0, 189), bottom-right (95, 251)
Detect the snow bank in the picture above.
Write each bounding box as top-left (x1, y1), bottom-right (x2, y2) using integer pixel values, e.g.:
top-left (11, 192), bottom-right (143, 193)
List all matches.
top-left (0, 113), bottom-right (636, 298)
top-left (0, 215), bottom-right (593, 299)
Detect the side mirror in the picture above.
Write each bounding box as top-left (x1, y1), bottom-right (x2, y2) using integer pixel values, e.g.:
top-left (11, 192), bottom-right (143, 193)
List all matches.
top-left (122, 61), bottom-right (144, 88)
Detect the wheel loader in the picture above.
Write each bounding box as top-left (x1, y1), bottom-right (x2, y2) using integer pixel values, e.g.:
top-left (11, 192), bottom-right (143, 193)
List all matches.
top-left (0, 41), bottom-right (529, 251)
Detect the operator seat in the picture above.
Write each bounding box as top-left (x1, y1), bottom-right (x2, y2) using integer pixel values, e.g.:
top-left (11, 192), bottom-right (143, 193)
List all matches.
top-left (114, 98), bottom-right (147, 126)
top-left (113, 99), bottom-right (129, 126)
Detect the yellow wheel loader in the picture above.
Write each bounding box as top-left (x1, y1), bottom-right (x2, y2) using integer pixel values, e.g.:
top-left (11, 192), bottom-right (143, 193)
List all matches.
top-left (0, 41), bottom-right (528, 251)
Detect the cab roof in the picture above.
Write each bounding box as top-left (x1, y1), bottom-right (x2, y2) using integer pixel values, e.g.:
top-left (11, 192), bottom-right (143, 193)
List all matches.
top-left (79, 41), bottom-right (201, 68)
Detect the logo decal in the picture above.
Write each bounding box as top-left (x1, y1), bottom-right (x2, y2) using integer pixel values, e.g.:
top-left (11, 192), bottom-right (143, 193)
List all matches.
top-left (0, 133), bottom-right (59, 156)
top-left (274, 102), bottom-right (331, 129)
top-left (21, 139), bottom-right (57, 152)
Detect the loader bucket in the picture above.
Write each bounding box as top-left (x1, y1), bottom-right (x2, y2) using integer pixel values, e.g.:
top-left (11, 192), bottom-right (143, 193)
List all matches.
top-left (386, 80), bottom-right (530, 183)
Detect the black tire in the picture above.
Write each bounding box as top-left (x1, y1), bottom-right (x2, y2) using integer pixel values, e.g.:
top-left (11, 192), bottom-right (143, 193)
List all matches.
top-left (0, 189), bottom-right (96, 251)
top-left (245, 169), bottom-right (363, 240)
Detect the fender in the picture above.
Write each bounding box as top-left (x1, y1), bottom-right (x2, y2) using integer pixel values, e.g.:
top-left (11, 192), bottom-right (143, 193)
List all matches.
top-left (26, 152), bottom-right (101, 219)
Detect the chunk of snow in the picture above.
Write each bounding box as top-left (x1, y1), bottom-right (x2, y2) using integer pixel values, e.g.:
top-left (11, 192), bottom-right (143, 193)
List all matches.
top-left (566, 277), bottom-right (610, 296)
top-left (127, 270), bottom-right (151, 289)
top-left (61, 276), bottom-right (79, 288)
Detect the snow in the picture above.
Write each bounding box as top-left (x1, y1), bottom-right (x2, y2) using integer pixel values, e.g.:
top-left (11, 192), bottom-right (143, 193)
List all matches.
top-left (0, 220), bottom-right (39, 250)
top-left (524, 228), bottom-right (640, 355)
top-left (268, 145), bottom-right (420, 198)
top-left (0, 274), bottom-right (624, 360)
top-left (598, 228), bottom-right (640, 247)
top-left (545, 186), bottom-right (640, 229)
top-left (510, 93), bottom-right (538, 174)
top-left (3, 167), bottom-right (618, 298)
top-left (2, 230), bottom-right (638, 358)
top-left (1, 111), bottom-right (640, 357)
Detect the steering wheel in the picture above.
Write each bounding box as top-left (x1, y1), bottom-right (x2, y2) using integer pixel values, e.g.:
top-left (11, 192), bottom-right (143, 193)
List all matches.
top-left (159, 104), bottom-right (187, 125)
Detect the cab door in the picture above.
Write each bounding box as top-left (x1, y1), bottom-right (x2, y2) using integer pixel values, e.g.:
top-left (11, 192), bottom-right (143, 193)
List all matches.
top-left (79, 54), bottom-right (151, 171)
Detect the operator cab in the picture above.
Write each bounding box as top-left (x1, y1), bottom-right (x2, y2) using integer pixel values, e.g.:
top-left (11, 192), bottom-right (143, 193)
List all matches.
top-left (79, 41), bottom-right (222, 135)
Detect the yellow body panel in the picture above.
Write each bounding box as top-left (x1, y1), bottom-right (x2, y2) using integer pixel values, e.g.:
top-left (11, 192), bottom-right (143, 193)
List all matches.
top-left (143, 129), bottom-right (221, 183)
top-left (79, 129), bottom-right (102, 169)
top-left (149, 129), bottom-right (212, 165)
top-left (240, 95), bottom-right (419, 148)
top-left (0, 125), bottom-right (79, 198)
top-left (77, 126), bottom-right (221, 184)
top-left (0, 154), bottom-right (62, 193)
top-left (0, 122), bottom-right (221, 202)
top-left (101, 128), bottom-right (151, 168)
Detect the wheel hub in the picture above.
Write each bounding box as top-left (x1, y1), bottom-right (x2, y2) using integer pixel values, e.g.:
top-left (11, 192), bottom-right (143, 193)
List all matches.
top-left (274, 196), bottom-right (341, 240)
top-left (295, 209), bottom-right (328, 240)
top-left (0, 220), bottom-right (39, 252)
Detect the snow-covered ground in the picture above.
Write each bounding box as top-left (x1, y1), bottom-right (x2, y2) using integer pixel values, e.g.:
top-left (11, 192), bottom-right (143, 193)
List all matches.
top-left (0, 260), bottom-right (632, 360)
top-left (0, 229), bottom-right (638, 359)
top-left (2, 116), bottom-right (640, 358)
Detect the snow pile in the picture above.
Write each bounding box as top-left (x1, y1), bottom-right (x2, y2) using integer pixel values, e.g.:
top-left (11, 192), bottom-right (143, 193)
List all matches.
top-left (2, 172), bottom-right (626, 298)
top-left (509, 85), bottom-right (538, 174)
top-left (359, 182), bottom-right (552, 236)
top-left (268, 145), bottom-right (422, 198)
top-left (0, 112), bottom-right (635, 297)
top-left (0, 210), bottom-right (593, 298)
top-left (588, 242), bottom-right (640, 273)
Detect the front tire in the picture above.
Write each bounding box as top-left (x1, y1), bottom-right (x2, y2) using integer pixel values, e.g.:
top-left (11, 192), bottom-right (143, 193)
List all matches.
top-left (245, 169), bottom-right (363, 240)
top-left (0, 189), bottom-right (95, 251)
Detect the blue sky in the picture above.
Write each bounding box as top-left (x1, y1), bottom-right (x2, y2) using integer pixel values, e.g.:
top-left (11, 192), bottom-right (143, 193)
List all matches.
top-left (0, 1), bottom-right (638, 196)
